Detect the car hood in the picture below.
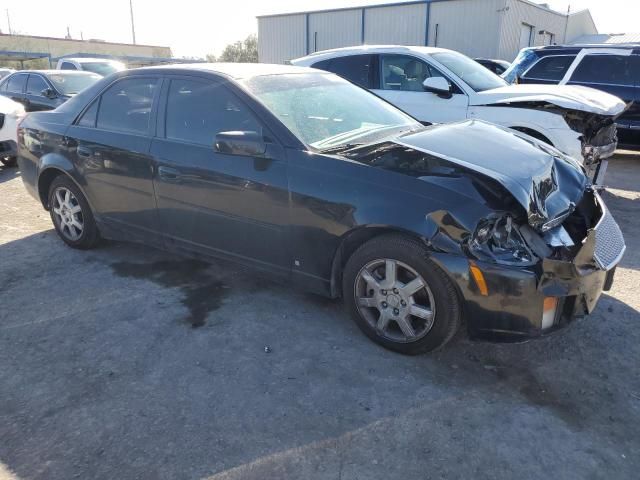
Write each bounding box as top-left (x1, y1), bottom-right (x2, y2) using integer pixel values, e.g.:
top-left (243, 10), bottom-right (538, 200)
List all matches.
top-left (472, 84), bottom-right (626, 116)
top-left (349, 120), bottom-right (587, 231)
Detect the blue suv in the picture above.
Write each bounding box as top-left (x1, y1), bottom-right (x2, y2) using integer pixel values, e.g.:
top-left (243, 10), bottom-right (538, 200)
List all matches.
top-left (503, 45), bottom-right (640, 149)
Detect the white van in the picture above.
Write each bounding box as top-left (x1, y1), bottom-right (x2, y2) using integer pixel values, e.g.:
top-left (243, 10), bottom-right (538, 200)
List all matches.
top-left (56, 58), bottom-right (125, 77)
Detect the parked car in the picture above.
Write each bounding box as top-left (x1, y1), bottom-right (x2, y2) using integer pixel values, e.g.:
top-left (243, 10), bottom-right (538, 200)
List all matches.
top-left (474, 58), bottom-right (511, 75)
top-left (292, 46), bottom-right (627, 184)
top-left (502, 44), bottom-right (640, 149)
top-left (17, 64), bottom-right (625, 354)
top-left (0, 95), bottom-right (25, 166)
top-left (0, 68), bottom-right (15, 80)
top-left (0, 70), bottom-right (101, 112)
top-left (56, 57), bottom-right (126, 77)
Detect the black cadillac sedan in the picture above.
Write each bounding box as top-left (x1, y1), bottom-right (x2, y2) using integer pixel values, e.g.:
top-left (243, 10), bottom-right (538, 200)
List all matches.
top-left (0, 70), bottom-right (101, 112)
top-left (17, 64), bottom-right (625, 354)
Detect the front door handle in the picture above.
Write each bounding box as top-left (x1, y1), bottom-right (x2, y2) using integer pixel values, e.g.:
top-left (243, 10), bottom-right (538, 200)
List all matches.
top-left (158, 166), bottom-right (182, 181)
top-left (77, 146), bottom-right (94, 157)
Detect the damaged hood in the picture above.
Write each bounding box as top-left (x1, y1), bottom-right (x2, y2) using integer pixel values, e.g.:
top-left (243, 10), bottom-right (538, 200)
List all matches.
top-left (388, 120), bottom-right (588, 230)
top-left (472, 84), bottom-right (626, 116)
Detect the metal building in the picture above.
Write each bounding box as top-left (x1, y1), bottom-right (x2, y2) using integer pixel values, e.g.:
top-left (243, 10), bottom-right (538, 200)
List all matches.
top-left (257, 0), bottom-right (598, 64)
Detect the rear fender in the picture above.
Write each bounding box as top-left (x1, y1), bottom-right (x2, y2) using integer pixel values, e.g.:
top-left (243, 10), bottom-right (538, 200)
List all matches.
top-left (37, 153), bottom-right (91, 210)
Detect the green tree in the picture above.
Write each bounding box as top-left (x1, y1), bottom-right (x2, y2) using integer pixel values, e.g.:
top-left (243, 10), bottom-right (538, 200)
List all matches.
top-left (217, 34), bottom-right (258, 63)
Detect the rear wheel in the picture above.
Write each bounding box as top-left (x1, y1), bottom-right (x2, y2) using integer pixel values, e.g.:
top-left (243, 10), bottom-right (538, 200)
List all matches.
top-left (343, 234), bottom-right (461, 355)
top-left (48, 175), bottom-right (100, 249)
top-left (1, 157), bottom-right (17, 167)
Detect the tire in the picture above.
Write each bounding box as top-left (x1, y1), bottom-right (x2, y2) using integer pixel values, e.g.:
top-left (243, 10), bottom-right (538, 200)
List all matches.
top-left (342, 234), bottom-right (461, 355)
top-left (1, 157), bottom-right (17, 167)
top-left (48, 175), bottom-right (100, 249)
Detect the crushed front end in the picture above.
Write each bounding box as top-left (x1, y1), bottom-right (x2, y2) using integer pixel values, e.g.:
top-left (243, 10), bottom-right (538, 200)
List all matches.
top-left (563, 110), bottom-right (620, 185)
top-left (443, 188), bottom-right (626, 341)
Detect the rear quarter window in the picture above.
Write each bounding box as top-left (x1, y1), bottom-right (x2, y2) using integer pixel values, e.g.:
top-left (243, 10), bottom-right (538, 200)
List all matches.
top-left (571, 55), bottom-right (633, 86)
top-left (523, 55), bottom-right (576, 81)
top-left (312, 55), bottom-right (373, 88)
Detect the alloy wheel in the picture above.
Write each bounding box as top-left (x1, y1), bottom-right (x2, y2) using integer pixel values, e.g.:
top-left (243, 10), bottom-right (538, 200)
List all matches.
top-left (354, 258), bottom-right (436, 343)
top-left (51, 187), bottom-right (84, 241)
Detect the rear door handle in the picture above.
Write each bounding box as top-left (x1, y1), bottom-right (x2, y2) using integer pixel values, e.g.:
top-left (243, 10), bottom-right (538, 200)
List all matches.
top-left (158, 166), bottom-right (182, 181)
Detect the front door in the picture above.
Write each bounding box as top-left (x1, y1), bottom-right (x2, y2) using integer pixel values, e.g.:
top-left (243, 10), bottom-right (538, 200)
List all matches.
top-left (150, 76), bottom-right (290, 274)
top-left (25, 74), bottom-right (57, 111)
top-left (372, 54), bottom-right (469, 124)
top-left (65, 76), bottom-right (161, 240)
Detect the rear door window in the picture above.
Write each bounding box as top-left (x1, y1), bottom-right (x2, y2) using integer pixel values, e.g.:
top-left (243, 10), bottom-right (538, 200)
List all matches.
top-left (60, 62), bottom-right (78, 70)
top-left (165, 79), bottom-right (262, 146)
top-left (523, 55), bottom-right (576, 81)
top-left (312, 55), bottom-right (373, 88)
top-left (7, 74), bottom-right (27, 94)
top-left (96, 77), bottom-right (159, 135)
top-left (571, 54), bottom-right (633, 86)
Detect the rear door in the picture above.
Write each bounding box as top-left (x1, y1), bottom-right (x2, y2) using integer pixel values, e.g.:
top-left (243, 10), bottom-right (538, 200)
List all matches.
top-left (150, 76), bottom-right (290, 273)
top-left (566, 53), bottom-right (636, 130)
top-left (65, 76), bottom-right (162, 241)
top-left (372, 54), bottom-right (468, 124)
top-left (5, 73), bottom-right (27, 107)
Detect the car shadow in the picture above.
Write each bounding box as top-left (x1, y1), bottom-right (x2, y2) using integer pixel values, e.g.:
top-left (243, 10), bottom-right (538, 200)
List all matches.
top-left (1, 231), bottom-right (640, 479)
top-left (0, 163), bottom-right (19, 184)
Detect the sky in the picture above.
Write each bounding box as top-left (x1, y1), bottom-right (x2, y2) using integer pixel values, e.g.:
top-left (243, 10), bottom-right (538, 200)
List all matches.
top-left (2, 0), bottom-right (639, 58)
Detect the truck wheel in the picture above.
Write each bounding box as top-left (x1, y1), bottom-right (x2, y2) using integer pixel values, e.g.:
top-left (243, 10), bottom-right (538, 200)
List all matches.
top-left (342, 234), bottom-right (461, 355)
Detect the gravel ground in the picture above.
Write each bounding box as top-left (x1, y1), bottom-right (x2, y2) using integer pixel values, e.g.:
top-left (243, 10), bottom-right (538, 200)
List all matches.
top-left (0, 154), bottom-right (639, 480)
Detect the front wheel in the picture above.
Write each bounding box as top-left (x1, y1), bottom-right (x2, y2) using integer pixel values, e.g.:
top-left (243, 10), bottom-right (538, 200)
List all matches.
top-left (343, 234), bottom-right (461, 355)
top-left (48, 175), bottom-right (100, 249)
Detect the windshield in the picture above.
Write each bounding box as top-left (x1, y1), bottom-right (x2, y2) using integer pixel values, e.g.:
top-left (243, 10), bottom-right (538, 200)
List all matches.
top-left (80, 62), bottom-right (124, 76)
top-left (242, 73), bottom-right (421, 150)
top-left (432, 51), bottom-right (508, 92)
top-left (48, 73), bottom-right (101, 95)
top-left (502, 49), bottom-right (539, 84)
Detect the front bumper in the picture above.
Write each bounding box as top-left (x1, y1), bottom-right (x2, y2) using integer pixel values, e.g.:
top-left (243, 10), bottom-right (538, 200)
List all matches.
top-left (431, 193), bottom-right (625, 342)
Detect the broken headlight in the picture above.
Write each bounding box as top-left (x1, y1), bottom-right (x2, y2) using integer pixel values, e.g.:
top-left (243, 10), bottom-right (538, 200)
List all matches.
top-left (470, 215), bottom-right (535, 265)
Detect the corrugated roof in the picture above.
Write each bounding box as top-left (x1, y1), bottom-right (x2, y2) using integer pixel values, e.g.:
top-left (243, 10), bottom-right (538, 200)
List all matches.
top-left (570, 33), bottom-right (640, 45)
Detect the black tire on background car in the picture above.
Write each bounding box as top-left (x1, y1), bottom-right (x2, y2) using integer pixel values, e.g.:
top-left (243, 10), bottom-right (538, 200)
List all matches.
top-left (1, 157), bottom-right (17, 167)
top-left (342, 234), bottom-right (461, 355)
top-left (48, 175), bottom-right (100, 249)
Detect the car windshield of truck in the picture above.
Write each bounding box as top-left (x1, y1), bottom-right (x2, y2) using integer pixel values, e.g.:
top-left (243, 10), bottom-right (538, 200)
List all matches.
top-left (48, 73), bottom-right (102, 95)
top-left (242, 73), bottom-right (422, 150)
top-left (432, 51), bottom-right (508, 92)
top-left (80, 62), bottom-right (123, 76)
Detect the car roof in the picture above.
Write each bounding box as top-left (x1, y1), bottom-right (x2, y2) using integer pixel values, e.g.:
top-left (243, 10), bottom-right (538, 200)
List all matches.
top-left (292, 45), bottom-right (457, 64)
top-left (136, 62), bottom-right (319, 79)
top-left (8, 70), bottom-right (101, 76)
top-left (60, 57), bottom-right (123, 63)
top-left (528, 44), bottom-right (640, 55)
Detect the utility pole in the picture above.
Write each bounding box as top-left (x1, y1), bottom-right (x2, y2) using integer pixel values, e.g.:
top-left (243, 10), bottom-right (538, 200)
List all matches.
top-left (129, 0), bottom-right (136, 44)
top-left (6, 9), bottom-right (12, 35)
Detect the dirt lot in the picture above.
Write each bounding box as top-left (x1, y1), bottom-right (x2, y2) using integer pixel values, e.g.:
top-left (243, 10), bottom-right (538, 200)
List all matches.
top-left (1, 154), bottom-right (639, 480)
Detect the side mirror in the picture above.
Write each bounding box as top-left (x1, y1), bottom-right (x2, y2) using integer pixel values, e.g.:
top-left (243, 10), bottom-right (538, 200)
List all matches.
top-left (422, 77), bottom-right (452, 98)
top-left (41, 88), bottom-right (57, 99)
top-left (215, 131), bottom-right (266, 157)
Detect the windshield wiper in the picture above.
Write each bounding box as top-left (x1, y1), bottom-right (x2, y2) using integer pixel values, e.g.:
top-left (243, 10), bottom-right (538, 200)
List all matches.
top-left (318, 143), bottom-right (364, 154)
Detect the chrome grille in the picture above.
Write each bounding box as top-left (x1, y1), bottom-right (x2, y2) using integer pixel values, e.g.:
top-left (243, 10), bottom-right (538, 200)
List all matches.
top-left (593, 198), bottom-right (625, 271)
